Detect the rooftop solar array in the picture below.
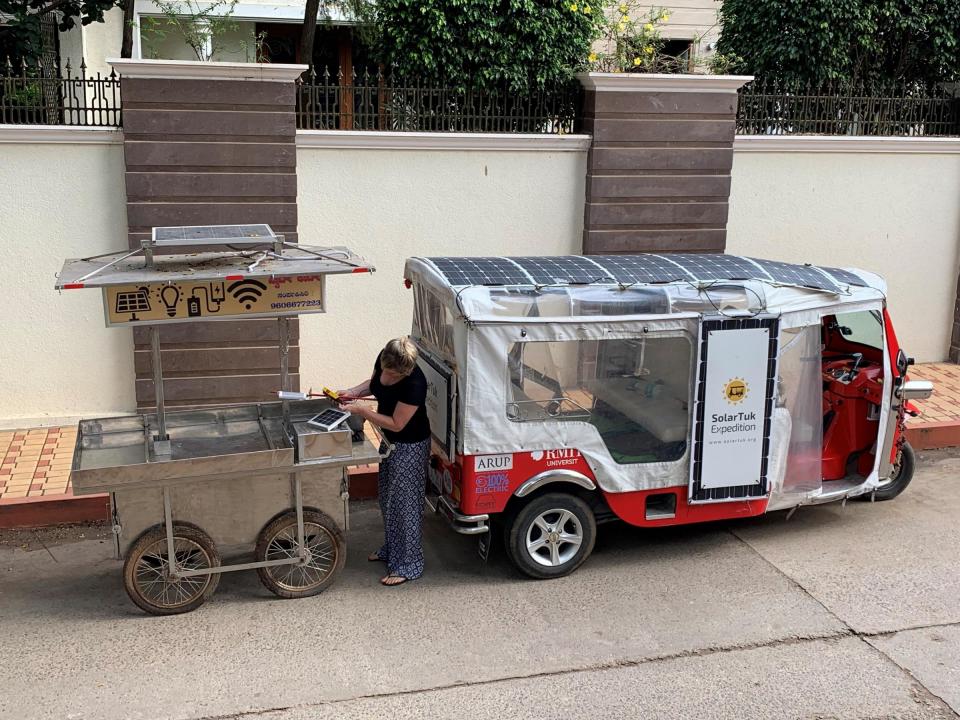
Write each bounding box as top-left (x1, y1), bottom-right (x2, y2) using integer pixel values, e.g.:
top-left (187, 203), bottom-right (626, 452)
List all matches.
top-left (419, 255), bottom-right (867, 293)
top-left (152, 224), bottom-right (277, 246)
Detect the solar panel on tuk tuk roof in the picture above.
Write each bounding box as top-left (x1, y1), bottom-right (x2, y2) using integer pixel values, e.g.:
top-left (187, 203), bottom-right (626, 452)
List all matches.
top-left (586, 255), bottom-right (693, 284)
top-left (428, 257), bottom-right (531, 286)
top-left (512, 256), bottom-right (614, 284)
top-left (750, 259), bottom-right (840, 292)
top-left (817, 266), bottom-right (867, 287)
top-left (422, 255), bottom-right (859, 293)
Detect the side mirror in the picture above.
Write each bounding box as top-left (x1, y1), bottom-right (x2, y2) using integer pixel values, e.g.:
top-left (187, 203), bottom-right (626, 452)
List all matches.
top-left (898, 380), bottom-right (933, 401)
top-left (839, 325), bottom-right (853, 336)
top-left (896, 349), bottom-right (914, 376)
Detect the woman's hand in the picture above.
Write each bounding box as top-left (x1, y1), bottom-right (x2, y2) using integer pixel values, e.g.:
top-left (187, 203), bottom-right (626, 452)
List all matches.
top-left (343, 402), bottom-right (368, 417)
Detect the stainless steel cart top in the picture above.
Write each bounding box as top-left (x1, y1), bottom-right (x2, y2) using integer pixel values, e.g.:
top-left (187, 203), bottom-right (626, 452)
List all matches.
top-left (55, 243), bottom-right (373, 289)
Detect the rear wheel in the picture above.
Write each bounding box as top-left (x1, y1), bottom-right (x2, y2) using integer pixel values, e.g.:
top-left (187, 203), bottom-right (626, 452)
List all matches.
top-left (505, 492), bottom-right (596, 579)
top-left (868, 441), bottom-right (916, 501)
top-left (255, 509), bottom-right (346, 599)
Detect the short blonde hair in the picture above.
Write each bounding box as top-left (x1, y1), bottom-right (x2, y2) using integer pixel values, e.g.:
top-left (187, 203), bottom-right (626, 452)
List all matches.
top-left (381, 336), bottom-right (418, 376)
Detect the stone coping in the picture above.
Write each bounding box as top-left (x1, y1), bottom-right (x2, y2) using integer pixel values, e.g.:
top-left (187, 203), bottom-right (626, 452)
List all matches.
top-left (107, 58), bottom-right (307, 82)
top-left (577, 72), bottom-right (754, 93)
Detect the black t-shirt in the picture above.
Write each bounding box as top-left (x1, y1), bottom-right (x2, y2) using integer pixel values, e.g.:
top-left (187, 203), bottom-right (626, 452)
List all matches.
top-left (370, 353), bottom-right (432, 444)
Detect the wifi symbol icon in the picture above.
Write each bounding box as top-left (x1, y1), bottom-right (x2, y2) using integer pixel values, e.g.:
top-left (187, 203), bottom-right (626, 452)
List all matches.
top-left (227, 279), bottom-right (268, 310)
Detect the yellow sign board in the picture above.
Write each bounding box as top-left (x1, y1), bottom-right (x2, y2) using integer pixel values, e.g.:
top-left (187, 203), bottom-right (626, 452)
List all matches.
top-left (104, 275), bottom-right (326, 326)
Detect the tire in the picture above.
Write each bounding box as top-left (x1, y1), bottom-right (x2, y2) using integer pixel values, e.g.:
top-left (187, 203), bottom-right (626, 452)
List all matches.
top-left (122, 522), bottom-right (221, 616)
top-left (255, 508), bottom-right (346, 599)
top-left (868, 442), bottom-right (916, 502)
top-left (504, 492), bottom-right (597, 579)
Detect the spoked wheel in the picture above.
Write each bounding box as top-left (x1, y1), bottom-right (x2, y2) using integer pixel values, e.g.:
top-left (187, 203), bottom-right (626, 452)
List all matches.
top-left (861, 441), bottom-right (916, 502)
top-left (122, 523), bottom-right (221, 616)
top-left (505, 493), bottom-right (596, 580)
top-left (255, 509), bottom-right (346, 599)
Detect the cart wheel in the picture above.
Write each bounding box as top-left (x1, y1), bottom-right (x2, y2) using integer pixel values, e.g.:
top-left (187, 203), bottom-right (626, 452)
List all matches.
top-left (859, 442), bottom-right (916, 502)
top-left (122, 523), bottom-right (221, 616)
top-left (255, 509), bottom-right (346, 599)
top-left (504, 492), bottom-right (596, 580)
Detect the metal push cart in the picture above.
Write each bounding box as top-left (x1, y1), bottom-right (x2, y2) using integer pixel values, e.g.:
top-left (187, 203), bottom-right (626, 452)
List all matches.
top-left (55, 225), bottom-right (382, 615)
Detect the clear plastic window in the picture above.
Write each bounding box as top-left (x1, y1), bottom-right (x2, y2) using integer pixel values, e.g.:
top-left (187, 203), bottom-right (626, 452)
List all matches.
top-left (507, 335), bottom-right (692, 464)
top-left (833, 310), bottom-right (884, 350)
top-left (412, 284), bottom-right (455, 360)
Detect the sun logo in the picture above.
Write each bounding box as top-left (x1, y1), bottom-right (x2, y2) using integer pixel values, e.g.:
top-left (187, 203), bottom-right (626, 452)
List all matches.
top-left (723, 378), bottom-right (749, 404)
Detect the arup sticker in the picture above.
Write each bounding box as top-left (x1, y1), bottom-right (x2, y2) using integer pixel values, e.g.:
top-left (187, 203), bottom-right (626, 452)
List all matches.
top-left (475, 454), bottom-right (513, 472)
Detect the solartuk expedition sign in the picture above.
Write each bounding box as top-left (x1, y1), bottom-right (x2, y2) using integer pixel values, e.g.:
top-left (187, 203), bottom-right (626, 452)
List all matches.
top-left (103, 275), bottom-right (326, 326)
top-left (690, 318), bottom-right (779, 502)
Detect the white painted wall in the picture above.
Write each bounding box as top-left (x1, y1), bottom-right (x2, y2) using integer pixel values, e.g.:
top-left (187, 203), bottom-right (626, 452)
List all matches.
top-left (728, 137), bottom-right (960, 363)
top-left (0, 130), bottom-right (135, 429)
top-left (295, 135), bottom-right (588, 390)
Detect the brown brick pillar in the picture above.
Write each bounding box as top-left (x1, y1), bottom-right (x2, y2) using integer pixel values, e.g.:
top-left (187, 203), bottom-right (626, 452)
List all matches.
top-left (109, 59), bottom-right (306, 410)
top-left (577, 73), bottom-right (752, 254)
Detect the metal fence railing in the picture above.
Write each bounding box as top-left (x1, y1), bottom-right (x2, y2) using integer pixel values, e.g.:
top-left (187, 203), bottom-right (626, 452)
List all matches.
top-left (296, 68), bottom-right (582, 133)
top-left (737, 78), bottom-right (960, 137)
top-left (1, 58), bottom-right (121, 127)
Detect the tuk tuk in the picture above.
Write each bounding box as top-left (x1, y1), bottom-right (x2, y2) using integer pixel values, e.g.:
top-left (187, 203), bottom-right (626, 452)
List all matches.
top-left (403, 254), bottom-right (933, 578)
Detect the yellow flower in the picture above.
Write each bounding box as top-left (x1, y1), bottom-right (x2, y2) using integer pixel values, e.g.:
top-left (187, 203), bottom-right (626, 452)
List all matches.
top-left (660, 12), bottom-right (670, 21)
top-left (569, 2), bottom-right (577, 10)
top-left (618, 21), bottom-right (626, 31)
top-left (619, 2), bottom-right (627, 10)
top-left (643, 22), bottom-right (654, 31)
top-left (633, 57), bottom-right (641, 66)
top-left (583, 4), bottom-right (591, 13)
top-left (621, 14), bottom-right (629, 22)
top-left (588, 52), bottom-right (598, 62)
top-left (644, 45), bottom-right (654, 54)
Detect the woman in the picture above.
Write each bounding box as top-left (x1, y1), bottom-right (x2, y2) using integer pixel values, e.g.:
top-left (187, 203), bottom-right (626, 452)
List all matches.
top-left (338, 337), bottom-right (431, 586)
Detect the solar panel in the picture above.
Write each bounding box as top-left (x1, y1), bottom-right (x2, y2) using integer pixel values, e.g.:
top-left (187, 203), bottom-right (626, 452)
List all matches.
top-left (660, 254), bottom-right (764, 282)
top-left (817, 266), bottom-right (867, 287)
top-left (152, 224), bottom-right (277, 246)
top-left (427, 257), bottom-right (531, 286)
top-left (511, 256), bottom-right (613, 284)
top-left (586, 255), bottom-right (694, 284)
top-left (750, 258), bottom-right (840, 292)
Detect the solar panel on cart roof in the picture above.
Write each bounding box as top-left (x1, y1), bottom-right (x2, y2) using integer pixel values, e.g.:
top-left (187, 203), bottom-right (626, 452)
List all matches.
top-left (153, 224), bottom-right (276, 245)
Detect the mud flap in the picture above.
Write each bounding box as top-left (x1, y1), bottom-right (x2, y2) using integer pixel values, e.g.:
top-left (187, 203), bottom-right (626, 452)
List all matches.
top-left (478, 530), bottom-right (492, 562)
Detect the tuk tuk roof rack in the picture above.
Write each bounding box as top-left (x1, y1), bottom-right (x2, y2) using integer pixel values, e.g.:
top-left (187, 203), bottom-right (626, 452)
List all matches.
top-left (412, 254), bottom-right (868, 295)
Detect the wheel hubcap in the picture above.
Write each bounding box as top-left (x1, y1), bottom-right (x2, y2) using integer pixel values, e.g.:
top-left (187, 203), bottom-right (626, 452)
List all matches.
top-left (525, 508), bottom-right (583, 568)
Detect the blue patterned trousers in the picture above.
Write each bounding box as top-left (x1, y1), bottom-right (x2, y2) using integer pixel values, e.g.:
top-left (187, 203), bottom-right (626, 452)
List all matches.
top-left (376, 438), bottom-right (429, 579)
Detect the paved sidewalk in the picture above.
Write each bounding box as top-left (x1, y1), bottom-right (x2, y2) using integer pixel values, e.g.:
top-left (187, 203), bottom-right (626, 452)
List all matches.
top-left (0, 426), bottom-right (75, 499)
top-left (908, 362), bottom-right (960, 423)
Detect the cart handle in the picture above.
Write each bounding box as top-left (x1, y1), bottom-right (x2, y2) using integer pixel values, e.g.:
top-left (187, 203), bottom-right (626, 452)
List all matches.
top-left (368, 422), bottom-right (395, 461)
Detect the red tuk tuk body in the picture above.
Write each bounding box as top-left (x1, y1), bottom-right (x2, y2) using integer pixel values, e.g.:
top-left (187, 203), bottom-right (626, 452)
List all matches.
top-left (405, 255), bottom-right (931, 578)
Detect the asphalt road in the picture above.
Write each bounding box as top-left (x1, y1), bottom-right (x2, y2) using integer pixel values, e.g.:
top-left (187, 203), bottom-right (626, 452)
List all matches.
top-left (2, 449), bottom-right (959, 720)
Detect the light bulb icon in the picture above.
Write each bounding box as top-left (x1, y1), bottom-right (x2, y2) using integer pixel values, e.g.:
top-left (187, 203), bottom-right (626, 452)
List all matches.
top-left (159, 285), bottom-right (181, 317)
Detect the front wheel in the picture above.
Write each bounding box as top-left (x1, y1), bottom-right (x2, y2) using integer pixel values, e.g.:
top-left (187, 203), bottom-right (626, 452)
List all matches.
top-left (255, 509), bottom-right (346, 599)
top-left (504, 493), bottom-right (596, 579)
top-left (868, 441), bottom-right (916, 501)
